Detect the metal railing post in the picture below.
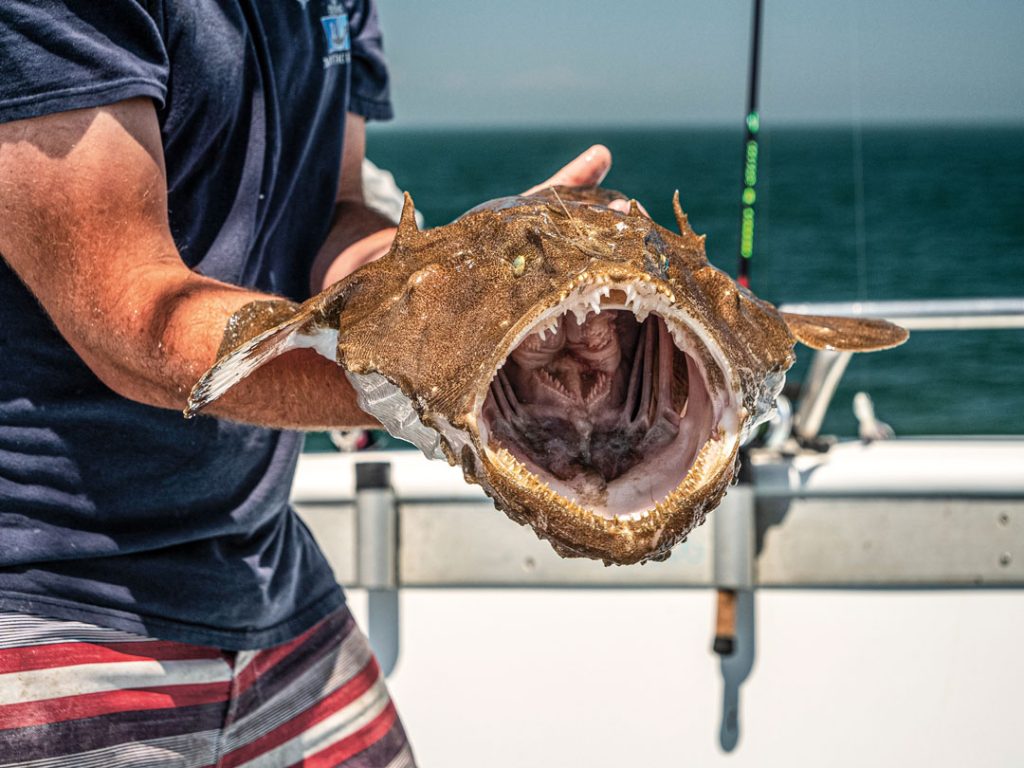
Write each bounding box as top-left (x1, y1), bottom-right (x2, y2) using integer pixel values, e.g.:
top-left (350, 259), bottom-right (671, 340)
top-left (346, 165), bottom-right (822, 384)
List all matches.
top-left (355, 462), bottom-right (400, 675)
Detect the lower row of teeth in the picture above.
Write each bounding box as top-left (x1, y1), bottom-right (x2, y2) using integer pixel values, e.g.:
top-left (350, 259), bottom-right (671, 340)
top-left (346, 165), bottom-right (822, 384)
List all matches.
top-left (488, 438), bottom-right (720, 524)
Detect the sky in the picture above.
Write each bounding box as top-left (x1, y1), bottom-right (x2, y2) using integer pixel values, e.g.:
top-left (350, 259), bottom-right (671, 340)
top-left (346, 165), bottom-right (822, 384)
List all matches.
top-left (373, 0), bottom-right (1024, 127)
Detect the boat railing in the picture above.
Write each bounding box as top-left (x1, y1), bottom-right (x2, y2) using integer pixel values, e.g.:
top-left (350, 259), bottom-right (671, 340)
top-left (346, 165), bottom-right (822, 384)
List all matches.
top-left (777, 297), bottom-right (1024, 441)
top-left (291, 298), bottom-right (1024, 670)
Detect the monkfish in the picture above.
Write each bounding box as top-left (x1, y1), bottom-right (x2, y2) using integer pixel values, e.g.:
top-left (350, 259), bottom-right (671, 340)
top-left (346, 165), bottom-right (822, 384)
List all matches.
top-left (186, 187), bottom-right (907, 564)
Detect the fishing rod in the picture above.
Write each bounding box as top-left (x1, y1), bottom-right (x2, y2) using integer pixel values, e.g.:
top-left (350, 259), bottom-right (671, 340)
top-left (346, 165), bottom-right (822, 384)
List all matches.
top-left (736, 0), bottom-right (763, 289)
top-left (714, 0), bottom-right (764, 658)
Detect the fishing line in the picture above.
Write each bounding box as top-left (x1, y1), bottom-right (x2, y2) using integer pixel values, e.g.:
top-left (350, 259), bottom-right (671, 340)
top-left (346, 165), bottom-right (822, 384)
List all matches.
top-left (850, 0), bottom-right (868, 302)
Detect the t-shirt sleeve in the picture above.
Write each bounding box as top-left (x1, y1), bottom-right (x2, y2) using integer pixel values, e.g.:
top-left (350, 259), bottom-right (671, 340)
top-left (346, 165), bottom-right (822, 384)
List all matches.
top-left (346, 0), bottom-right (393, 122)
top-left (0, 0), bottom-right (168, 125)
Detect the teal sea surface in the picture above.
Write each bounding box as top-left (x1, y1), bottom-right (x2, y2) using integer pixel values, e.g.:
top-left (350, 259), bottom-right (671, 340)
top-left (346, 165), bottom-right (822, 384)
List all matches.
top-left (360, 125), bottom-right (1024, 438)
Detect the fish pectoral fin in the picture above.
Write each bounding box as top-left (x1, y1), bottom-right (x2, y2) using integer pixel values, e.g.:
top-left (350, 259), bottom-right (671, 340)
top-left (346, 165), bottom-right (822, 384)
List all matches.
top-left (215, 299), bottom-right (302, 358)
top-left (184, 300), bottom-right (332, 418)
top-left (781, 312), bottom-right (909, 352)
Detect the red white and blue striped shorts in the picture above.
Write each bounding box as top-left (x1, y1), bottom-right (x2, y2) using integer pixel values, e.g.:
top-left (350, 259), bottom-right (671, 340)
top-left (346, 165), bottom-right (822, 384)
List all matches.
top-left (0, 606), bottom-right (416, 767)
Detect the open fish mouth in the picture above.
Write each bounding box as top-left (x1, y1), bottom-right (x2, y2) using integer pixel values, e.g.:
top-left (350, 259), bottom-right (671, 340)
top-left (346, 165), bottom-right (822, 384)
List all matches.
top-left (474, 276), bottom-right (743, 525)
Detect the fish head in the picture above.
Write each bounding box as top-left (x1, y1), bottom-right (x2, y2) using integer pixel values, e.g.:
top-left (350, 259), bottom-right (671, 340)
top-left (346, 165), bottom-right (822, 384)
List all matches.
top-left (188, 185), bottom-right (907, 565)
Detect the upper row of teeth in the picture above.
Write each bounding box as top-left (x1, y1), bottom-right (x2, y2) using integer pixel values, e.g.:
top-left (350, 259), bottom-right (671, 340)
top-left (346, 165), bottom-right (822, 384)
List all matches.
top-left (534, 281), bottom-right (669, 342)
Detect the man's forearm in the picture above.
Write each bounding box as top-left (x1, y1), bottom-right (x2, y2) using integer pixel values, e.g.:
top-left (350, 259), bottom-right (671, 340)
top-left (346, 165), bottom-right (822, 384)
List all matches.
top-left (58, 259), bottom-right (376, 430)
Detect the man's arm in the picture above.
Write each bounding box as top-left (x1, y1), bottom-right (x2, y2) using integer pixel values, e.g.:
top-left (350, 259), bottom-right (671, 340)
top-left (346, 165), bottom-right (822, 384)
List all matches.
top-left (0, 98), bottom-right (373, 429)
top-left (310, 113), bottom-right (398, 293)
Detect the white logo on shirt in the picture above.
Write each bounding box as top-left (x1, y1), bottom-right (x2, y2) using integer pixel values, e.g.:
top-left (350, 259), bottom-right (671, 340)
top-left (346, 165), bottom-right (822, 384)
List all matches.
top-left (320, 1), bottom-right (350, 69)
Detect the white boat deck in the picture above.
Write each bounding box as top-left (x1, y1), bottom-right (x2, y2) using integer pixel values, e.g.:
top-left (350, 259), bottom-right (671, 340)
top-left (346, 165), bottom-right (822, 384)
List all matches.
top-left (293, 437), bottom-right (1024, 766)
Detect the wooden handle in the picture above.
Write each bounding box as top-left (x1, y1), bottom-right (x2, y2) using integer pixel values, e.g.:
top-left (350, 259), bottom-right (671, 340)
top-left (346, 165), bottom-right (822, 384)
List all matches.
top-left (713, 588), bottom-right (737, 656)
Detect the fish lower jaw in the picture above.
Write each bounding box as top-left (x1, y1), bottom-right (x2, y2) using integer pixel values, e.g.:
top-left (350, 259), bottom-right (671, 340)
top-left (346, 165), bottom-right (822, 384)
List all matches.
top-left (481, 424), bottom-right (737, 526)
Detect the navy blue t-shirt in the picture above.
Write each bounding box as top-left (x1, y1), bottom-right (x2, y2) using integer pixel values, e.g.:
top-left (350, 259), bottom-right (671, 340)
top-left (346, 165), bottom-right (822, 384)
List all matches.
top-left (0, 0), bottom-right (391, 649)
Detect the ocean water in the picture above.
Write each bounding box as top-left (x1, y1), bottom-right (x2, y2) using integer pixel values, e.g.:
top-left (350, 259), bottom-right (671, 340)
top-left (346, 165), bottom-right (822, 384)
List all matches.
top-left (358, 125), bottom-right (1024, 438)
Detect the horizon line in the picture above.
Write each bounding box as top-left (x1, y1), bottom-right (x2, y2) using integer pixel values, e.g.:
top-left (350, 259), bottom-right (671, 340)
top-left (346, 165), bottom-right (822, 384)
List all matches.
top-left (370, 118), bottom-right (1024, 132)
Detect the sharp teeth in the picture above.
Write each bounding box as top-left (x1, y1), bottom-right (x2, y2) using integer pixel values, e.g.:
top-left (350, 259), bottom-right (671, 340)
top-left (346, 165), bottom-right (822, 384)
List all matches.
top-left (613, 510), bottom-right (651, 523)
top-left (667, 324), bottom-right (689, 350)
top-left (528, 314), bottom-right (561, 343)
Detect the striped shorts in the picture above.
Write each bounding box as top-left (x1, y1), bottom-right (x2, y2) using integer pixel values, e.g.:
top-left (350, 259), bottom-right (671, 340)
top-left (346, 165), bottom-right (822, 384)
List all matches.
top-left (0, 606), bottom-right (416, 767)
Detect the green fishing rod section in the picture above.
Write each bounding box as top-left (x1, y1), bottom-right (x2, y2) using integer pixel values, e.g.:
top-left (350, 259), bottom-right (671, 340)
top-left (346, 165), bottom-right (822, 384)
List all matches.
top-left (737, 0), bottom-right (763, 289)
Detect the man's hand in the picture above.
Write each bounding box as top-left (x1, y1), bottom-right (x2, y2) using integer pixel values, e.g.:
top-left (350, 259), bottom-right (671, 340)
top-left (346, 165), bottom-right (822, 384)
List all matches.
top-left (523, 143), bottom-right (637, 214)
top-left (522, 144), bottom-right (613, 195)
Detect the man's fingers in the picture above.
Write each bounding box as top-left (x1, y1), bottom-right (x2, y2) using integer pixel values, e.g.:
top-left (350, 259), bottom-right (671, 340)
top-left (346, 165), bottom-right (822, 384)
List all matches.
top-left (523, 144), bottom-right (612, 195)
top-left (607, 198), bottom-right (651, 217)
top-left (520, 144), bottom-right (653, 218)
